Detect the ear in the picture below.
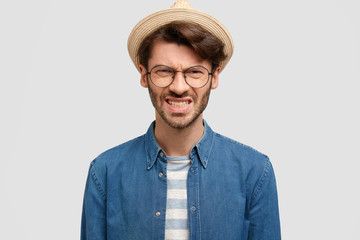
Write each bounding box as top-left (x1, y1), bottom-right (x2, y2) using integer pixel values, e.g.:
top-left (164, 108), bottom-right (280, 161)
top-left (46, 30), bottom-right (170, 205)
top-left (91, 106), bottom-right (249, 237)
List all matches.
top-left (139, 64), bottom-right (148, 88)
top-left (211, 67), bottom-right (220, 89)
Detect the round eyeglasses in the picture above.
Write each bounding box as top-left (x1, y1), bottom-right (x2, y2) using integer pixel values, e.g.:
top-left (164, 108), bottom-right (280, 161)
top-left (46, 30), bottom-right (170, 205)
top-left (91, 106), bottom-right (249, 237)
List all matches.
top-left (146, 65), bottom-right (213, 88)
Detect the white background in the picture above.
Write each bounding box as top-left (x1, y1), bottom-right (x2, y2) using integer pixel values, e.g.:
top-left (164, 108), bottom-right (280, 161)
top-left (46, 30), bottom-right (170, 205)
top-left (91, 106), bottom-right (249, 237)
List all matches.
top-left (1, 0), bottom-right (359, 239)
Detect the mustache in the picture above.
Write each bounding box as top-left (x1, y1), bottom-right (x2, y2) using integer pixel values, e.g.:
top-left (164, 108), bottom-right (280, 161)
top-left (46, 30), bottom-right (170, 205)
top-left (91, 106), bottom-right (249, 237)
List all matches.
top-left (164, 91), bottom-right (192, 99)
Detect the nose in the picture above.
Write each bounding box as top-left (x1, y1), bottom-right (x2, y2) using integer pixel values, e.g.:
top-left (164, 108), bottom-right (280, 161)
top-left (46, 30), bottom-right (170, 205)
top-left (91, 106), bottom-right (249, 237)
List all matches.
top-left (168, 71), bottom-right (190, 95)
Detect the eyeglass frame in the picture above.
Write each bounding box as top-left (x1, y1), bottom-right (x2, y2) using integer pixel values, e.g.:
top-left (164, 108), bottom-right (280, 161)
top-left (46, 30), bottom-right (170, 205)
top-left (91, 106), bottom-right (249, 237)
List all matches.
top-left (146, 65), bottom-right (215, 88)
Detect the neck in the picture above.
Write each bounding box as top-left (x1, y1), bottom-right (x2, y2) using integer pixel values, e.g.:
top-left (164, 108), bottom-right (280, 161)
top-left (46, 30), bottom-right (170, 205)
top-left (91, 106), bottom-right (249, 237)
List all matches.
top-left (154, 115), bottom-right (205, 157)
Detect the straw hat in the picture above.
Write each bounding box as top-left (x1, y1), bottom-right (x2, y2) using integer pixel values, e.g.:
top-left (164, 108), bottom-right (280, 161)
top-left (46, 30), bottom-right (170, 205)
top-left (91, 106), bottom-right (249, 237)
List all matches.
top-left (127, 0), bottom-right (234, 73)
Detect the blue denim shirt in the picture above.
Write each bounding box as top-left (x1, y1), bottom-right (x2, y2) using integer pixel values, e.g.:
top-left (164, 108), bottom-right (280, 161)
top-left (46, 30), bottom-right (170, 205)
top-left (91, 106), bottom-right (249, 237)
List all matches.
top-left (81, 121), bottom-right (281, 240)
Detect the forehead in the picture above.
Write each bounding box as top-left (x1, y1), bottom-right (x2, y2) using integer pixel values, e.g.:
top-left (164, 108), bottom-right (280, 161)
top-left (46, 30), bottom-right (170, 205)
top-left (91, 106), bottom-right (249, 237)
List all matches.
top-left (148, 40), bottom-right (211, 69)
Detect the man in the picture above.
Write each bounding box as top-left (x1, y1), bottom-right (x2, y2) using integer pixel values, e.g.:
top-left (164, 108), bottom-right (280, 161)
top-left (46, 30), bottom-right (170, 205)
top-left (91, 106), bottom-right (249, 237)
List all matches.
top-left (81, 0), bottom-right (281, 239)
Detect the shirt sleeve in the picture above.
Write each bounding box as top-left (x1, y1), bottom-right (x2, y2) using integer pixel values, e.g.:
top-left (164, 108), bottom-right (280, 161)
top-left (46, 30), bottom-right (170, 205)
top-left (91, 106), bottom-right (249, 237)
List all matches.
top-left (248, 159), bottom-right (281, 240)
top-left (81, 160), bottom-right (107, 240)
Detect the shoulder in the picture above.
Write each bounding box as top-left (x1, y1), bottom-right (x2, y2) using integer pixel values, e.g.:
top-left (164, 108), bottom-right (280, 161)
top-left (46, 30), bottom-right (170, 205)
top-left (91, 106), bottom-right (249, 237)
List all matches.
top-left (212, 132), bottom-right (277, 202)
top-left (212, 132), bottom-right (270, 167)
top-left (89, 134), bottom-right (145, 173)
top-left (84, 135), bottom-right (146, 198)
top-left (211, 132), bottom-right (274, 189)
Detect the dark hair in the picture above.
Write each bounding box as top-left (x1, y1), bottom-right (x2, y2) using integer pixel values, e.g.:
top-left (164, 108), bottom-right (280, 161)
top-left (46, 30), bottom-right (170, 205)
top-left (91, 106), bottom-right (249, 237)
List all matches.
top-left (137, 21), bottom-right (227, 70)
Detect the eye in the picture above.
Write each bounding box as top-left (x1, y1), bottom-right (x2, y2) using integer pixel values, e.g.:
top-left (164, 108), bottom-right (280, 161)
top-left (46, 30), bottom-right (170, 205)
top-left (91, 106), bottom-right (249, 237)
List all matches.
top-left (152, 66), bottom-right (173, 77)
top-left (157, 69), bottom-right (172, 74)
top-left (186, 67), bottom-right (206, 78)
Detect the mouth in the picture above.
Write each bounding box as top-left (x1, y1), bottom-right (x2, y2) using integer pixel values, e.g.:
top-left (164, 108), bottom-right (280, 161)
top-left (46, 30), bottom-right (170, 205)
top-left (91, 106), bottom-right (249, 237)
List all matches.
top-left (165, 98), bottom-right (192, 113)
top-left (167, 100), bottom-right (191, 108)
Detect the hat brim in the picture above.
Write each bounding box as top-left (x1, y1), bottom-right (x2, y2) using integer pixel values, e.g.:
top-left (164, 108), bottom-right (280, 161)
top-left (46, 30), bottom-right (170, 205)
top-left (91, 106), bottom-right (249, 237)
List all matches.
top-left (127, 8), bottom-right (234, 73)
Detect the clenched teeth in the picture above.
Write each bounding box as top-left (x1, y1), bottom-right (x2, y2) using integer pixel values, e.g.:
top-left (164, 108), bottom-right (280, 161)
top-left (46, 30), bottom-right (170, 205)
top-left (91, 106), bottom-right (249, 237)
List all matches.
top-left (168, 100), bottom-right (189, 108)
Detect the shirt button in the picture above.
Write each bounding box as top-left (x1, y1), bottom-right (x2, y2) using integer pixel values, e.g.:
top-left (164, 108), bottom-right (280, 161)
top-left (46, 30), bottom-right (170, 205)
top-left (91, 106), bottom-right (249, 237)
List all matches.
top-left (158, 172), bottom-right (163, 178)
top-left (191, 206), bottom-right (196, 212)
top-left (159, 152), bottom-right (164, 157)
top-left (156, 211), bottom-right (161, 216)
top-left (190, 168), bottom-right (195, 173)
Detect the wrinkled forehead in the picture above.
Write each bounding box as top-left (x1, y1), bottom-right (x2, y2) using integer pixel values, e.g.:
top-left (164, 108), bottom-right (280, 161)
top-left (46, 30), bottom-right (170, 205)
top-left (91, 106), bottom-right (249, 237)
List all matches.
top-left (147, 40), bottom-right (212, 70)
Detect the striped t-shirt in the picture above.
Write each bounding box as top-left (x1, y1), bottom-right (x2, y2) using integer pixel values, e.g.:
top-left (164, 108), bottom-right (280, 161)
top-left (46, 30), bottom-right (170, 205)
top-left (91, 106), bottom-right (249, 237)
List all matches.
top-left (165, 156), bottom-right (191, 240)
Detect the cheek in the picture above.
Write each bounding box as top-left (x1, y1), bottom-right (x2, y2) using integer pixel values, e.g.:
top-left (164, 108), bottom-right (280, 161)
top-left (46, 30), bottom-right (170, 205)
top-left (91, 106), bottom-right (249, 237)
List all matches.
top-left (194, 88), bottom-right (207, 99)
top-left (148, 86), bottom-right (164, 103)
top-left (197, 86), bottom-right (212, 103)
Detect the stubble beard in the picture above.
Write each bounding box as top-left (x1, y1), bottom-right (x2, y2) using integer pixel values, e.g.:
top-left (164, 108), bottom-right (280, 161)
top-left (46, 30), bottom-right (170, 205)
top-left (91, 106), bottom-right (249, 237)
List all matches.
top-left (148, 82), bottom-right (212, 129)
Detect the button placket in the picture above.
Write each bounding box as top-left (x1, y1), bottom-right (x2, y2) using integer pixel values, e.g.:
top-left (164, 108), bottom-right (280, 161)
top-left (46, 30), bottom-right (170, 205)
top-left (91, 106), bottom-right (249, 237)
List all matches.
top-left (153, 154), bottom-right (167, 239)
top-left (187, 153), bottom-right (200, 239)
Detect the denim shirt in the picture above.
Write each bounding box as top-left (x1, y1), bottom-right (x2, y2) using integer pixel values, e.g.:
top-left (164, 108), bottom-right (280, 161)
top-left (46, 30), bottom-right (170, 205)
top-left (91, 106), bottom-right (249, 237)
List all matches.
top-left (81, 121), bottom-right (281, 240)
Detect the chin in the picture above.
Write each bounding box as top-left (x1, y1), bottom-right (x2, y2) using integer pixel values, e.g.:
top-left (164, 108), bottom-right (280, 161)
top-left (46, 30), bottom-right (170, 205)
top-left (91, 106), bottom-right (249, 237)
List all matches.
top-left (161, 113), bottom-right (201, 129)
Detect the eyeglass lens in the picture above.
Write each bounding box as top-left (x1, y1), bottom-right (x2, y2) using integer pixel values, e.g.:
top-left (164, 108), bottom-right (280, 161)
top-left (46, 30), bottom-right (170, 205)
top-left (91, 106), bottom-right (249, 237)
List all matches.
top-left (149, 65), bottom-right (210, 88)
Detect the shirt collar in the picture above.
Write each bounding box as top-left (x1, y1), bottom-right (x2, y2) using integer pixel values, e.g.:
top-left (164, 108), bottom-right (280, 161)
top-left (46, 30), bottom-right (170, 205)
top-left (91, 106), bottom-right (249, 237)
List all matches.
top-left (145, 120), bottom-right (215, 170)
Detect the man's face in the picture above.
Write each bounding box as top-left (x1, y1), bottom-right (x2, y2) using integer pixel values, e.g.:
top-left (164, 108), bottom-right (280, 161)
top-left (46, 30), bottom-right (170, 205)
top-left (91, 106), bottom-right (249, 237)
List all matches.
top-left (139, 40), bottom-right (219, 129)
